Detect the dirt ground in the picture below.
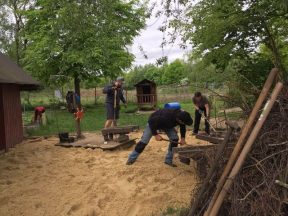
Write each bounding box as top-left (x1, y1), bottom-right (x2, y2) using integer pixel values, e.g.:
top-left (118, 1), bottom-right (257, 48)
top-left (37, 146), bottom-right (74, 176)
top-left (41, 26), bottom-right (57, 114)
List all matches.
top-left (0, 132), bottom-right (205, 216)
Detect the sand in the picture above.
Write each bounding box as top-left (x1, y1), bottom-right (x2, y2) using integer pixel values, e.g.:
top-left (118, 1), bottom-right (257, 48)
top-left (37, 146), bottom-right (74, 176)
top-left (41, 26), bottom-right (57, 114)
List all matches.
top-left (0, 133), bottom-right (203, 216)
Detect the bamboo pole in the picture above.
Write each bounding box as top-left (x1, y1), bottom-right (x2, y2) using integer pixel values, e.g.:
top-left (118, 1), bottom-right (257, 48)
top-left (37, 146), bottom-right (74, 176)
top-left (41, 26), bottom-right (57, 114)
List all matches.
top-left (209, 82), bottom-right (283, 216)
top-left (204, 68), bottom-right (279, 215)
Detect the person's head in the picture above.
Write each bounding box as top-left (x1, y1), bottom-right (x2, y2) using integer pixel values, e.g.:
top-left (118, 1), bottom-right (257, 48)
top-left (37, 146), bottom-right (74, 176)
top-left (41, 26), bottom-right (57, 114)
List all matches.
top-left (194, 91), bottom-right (202, 102)
top-left (115, 77), bottom-right (124, 87)
top-left (176, 110), bottom-right (193, 126)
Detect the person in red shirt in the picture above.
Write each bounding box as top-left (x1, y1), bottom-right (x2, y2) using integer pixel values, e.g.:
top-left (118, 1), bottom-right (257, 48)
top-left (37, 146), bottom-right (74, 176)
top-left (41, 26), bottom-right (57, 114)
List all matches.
top-left (34, 106), bottom-right (46, 124)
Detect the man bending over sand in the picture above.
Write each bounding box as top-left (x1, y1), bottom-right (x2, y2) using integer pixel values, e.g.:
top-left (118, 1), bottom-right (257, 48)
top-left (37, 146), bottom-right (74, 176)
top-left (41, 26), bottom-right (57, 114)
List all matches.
top-left (126, 109), bottom-right (193, 167)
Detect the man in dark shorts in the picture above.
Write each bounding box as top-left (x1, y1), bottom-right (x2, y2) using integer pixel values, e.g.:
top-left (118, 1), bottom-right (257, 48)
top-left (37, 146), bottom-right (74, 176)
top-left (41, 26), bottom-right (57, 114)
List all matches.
top-left (126, 109), bottom-right (193, 167)
top-left (103, 77), bottom-right (126, 141)
top-left (192, 92), bottom-right (210, 135)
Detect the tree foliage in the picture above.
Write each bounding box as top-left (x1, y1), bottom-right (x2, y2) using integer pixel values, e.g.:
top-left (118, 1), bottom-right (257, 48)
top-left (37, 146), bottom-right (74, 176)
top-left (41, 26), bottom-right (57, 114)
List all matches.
top-left (0, 0), bottom-right (30, 63)
top-left (22, 0), bottom-right (146, 95)
top-left (161, 0), bottom-right (288, 79)
top-left (0, 6), bottom-right (13, 53)
top-left (124, 58), bottom-right (230, 89)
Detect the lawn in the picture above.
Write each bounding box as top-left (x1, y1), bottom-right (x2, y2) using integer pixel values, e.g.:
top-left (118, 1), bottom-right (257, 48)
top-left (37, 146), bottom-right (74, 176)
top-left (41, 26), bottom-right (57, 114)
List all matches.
top-left (23, 100), bottom-right (242, 137)
top-left (23, 102), bottom-right (196, 136)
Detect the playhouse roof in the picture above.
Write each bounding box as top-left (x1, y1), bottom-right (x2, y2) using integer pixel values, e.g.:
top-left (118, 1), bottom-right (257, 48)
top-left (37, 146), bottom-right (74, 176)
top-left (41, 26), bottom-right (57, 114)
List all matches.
top-left (134, 79), bottom-right (156, 87)
top-left (0, 52), bottom-right (40, 90)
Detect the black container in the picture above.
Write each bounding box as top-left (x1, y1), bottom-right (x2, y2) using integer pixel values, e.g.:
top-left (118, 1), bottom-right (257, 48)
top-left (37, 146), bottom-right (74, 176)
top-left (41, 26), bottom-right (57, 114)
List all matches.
top-left (58, 132), bottom-right (72, 143)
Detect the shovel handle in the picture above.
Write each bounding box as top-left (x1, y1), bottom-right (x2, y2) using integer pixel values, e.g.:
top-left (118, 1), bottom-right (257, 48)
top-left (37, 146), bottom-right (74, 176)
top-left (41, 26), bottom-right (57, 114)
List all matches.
top-left (161, 138), bottom-right (182, 145)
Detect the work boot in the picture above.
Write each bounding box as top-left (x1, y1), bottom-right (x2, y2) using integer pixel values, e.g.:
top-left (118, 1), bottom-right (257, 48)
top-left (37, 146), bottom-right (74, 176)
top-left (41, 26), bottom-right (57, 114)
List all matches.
top-left (126, 159), bottom-right (136, 165)
top-left (127, 150), bottom-right (140, 165)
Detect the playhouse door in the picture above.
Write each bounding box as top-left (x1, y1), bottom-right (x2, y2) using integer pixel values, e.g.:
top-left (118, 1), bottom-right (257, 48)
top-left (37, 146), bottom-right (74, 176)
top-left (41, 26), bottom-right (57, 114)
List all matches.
top-left (142, 86), bottom-right (151, 102)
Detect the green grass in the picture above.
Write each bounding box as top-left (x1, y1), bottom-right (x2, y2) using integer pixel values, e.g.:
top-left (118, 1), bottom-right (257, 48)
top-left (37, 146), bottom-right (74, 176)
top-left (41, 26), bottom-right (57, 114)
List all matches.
top-left (23, 100), bottom-right (241, 137)
top-left (152, 206), bottom-right (189, 216)
top-left (24, 103), bottom-right (150, 136)
top-left (24, 102), bottom-right (199, 136)
top-left (24, 103), bottom-right (195, 136)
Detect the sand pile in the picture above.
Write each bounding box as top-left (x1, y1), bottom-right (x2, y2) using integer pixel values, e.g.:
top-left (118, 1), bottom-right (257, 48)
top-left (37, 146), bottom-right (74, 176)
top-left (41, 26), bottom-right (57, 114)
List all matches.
top-left (0, 133), bottom-right (201, 216)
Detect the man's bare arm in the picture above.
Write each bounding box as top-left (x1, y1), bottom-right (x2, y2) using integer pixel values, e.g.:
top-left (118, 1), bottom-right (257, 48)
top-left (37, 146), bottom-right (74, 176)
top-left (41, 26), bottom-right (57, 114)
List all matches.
top-left (205, 104), bottom-right (210, 117)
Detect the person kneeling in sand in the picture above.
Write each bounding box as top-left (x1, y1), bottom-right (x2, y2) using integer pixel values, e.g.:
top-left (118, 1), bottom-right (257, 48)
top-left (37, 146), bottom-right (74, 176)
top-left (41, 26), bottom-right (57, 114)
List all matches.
top-left (126, 109), bottom-right (193, 167)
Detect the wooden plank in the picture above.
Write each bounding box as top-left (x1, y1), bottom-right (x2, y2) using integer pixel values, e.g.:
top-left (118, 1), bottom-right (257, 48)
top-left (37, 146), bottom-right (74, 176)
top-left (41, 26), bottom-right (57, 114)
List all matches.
top-left (101, 125), bottom-right (139, 135)
top-left (55, 141), bottom-right (89, 148)
top-left (172, 145), bottom-right (215, 154)
top-left (55, 143), bottom-right (74, 148)
top-left (178, 150), bottom-right (205, 158)
top-left (196, 134), bottom-right (224, 144)
top-left (55, 139), bottom-right (136, 150)
top-left (99, 139), bottom-right (136, 150)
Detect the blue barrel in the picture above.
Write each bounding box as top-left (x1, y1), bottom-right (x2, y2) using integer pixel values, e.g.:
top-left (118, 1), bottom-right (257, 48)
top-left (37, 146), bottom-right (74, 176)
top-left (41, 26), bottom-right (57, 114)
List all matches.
top-left (164, 102), bottom-right (181, 110)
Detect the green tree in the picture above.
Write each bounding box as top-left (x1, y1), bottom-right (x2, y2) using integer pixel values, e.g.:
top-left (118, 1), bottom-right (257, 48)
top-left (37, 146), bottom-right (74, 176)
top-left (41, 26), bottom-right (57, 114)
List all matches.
top-left (124, 64), bottom-right (163, 88)
top-left (0, 6), bottom-right (12, 53)
top-left (162, 59), bottom-right (186, 84)
top-left (162, 0), bottom-right (288, 79)
top-left (23, 0), bottom-right (146, 98)
top-left (142, 64), bottom-right (162, 84)
top-left (125, 65), bottom-right (147, 89)
top-left (0, 0), bottom-right (30, 63)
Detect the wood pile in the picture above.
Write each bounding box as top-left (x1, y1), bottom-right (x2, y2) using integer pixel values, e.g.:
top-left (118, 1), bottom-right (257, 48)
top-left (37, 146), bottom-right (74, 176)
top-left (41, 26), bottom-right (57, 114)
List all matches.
top-left (187, 69), bottom-right (288, 215)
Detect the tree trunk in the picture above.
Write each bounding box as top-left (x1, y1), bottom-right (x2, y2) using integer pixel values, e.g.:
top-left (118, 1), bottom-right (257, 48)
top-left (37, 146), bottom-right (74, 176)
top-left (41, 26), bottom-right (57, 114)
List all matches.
top-left (12, 5), bottom-right (20, 65)
top-left (94, 87), bottom-right (97, 105)
top-left (74, 75), bottom-right (81, 103)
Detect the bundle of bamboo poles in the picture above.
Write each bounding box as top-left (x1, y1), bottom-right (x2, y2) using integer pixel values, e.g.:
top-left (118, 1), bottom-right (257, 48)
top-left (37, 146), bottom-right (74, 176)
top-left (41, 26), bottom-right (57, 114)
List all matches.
top-left (188, 68), bottom-right (288, 216)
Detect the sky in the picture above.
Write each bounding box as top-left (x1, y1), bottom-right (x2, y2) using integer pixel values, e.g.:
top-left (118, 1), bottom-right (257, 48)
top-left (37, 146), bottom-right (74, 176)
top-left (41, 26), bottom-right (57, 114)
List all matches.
top-left (3, 1), bottom-right (190, 67)
top-left (131, 4), bottom-right (190, 66)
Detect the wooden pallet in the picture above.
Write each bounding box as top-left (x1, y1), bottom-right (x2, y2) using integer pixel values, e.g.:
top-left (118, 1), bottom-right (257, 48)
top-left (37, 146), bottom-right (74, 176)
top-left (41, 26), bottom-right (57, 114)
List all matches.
top-left (55, 139), bottom-right (136, 150)
top-left (196, 134), bottom-right (224, 144)
top-left (101, 125), bottom-right (139, 136)
top-left (98, 139), bottom-right (136, 150)
top-left (174, 145), bottom-right (215, 160)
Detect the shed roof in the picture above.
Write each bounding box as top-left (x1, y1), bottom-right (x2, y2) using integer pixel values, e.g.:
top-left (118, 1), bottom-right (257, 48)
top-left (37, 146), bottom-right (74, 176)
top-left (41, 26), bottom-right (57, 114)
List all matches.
top-left (134, 79), bottom-right (156, 87)
top-left (0, 52), bottom-right (40, 90)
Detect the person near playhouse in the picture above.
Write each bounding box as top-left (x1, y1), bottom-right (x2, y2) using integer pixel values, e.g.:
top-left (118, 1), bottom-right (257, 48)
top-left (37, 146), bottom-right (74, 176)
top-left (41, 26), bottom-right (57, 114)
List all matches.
top-left (192, 91), bottom-right (210, 135)
top-left (126, 108), bottom-right (193, 167)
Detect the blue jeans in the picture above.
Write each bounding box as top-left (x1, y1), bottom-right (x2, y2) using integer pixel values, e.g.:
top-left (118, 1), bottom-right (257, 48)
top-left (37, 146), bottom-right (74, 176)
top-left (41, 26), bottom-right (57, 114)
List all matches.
top-left (128, 124), bottom-right (179, 163)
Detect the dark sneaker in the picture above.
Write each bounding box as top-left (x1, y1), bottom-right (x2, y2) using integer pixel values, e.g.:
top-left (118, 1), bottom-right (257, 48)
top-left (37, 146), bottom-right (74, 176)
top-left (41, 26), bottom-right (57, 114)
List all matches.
top-left (108, 134), bottom-right (113, 141)
top-left (104, 135), bottom-right (109, 141)
top-left (164, 161), bottom-right (177, 167)
top-left (126, 159), bottom-right (136, 165)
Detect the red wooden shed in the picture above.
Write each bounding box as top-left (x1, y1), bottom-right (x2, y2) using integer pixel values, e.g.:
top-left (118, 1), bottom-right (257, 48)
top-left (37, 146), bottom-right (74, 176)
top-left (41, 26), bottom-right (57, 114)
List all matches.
top-left (0, 52), bottom-right (40, 152)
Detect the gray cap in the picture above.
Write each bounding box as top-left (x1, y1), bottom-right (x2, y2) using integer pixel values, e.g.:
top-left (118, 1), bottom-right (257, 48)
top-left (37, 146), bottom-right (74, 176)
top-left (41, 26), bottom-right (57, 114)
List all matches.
top-left (116, 76), bottom-right (124, 81)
